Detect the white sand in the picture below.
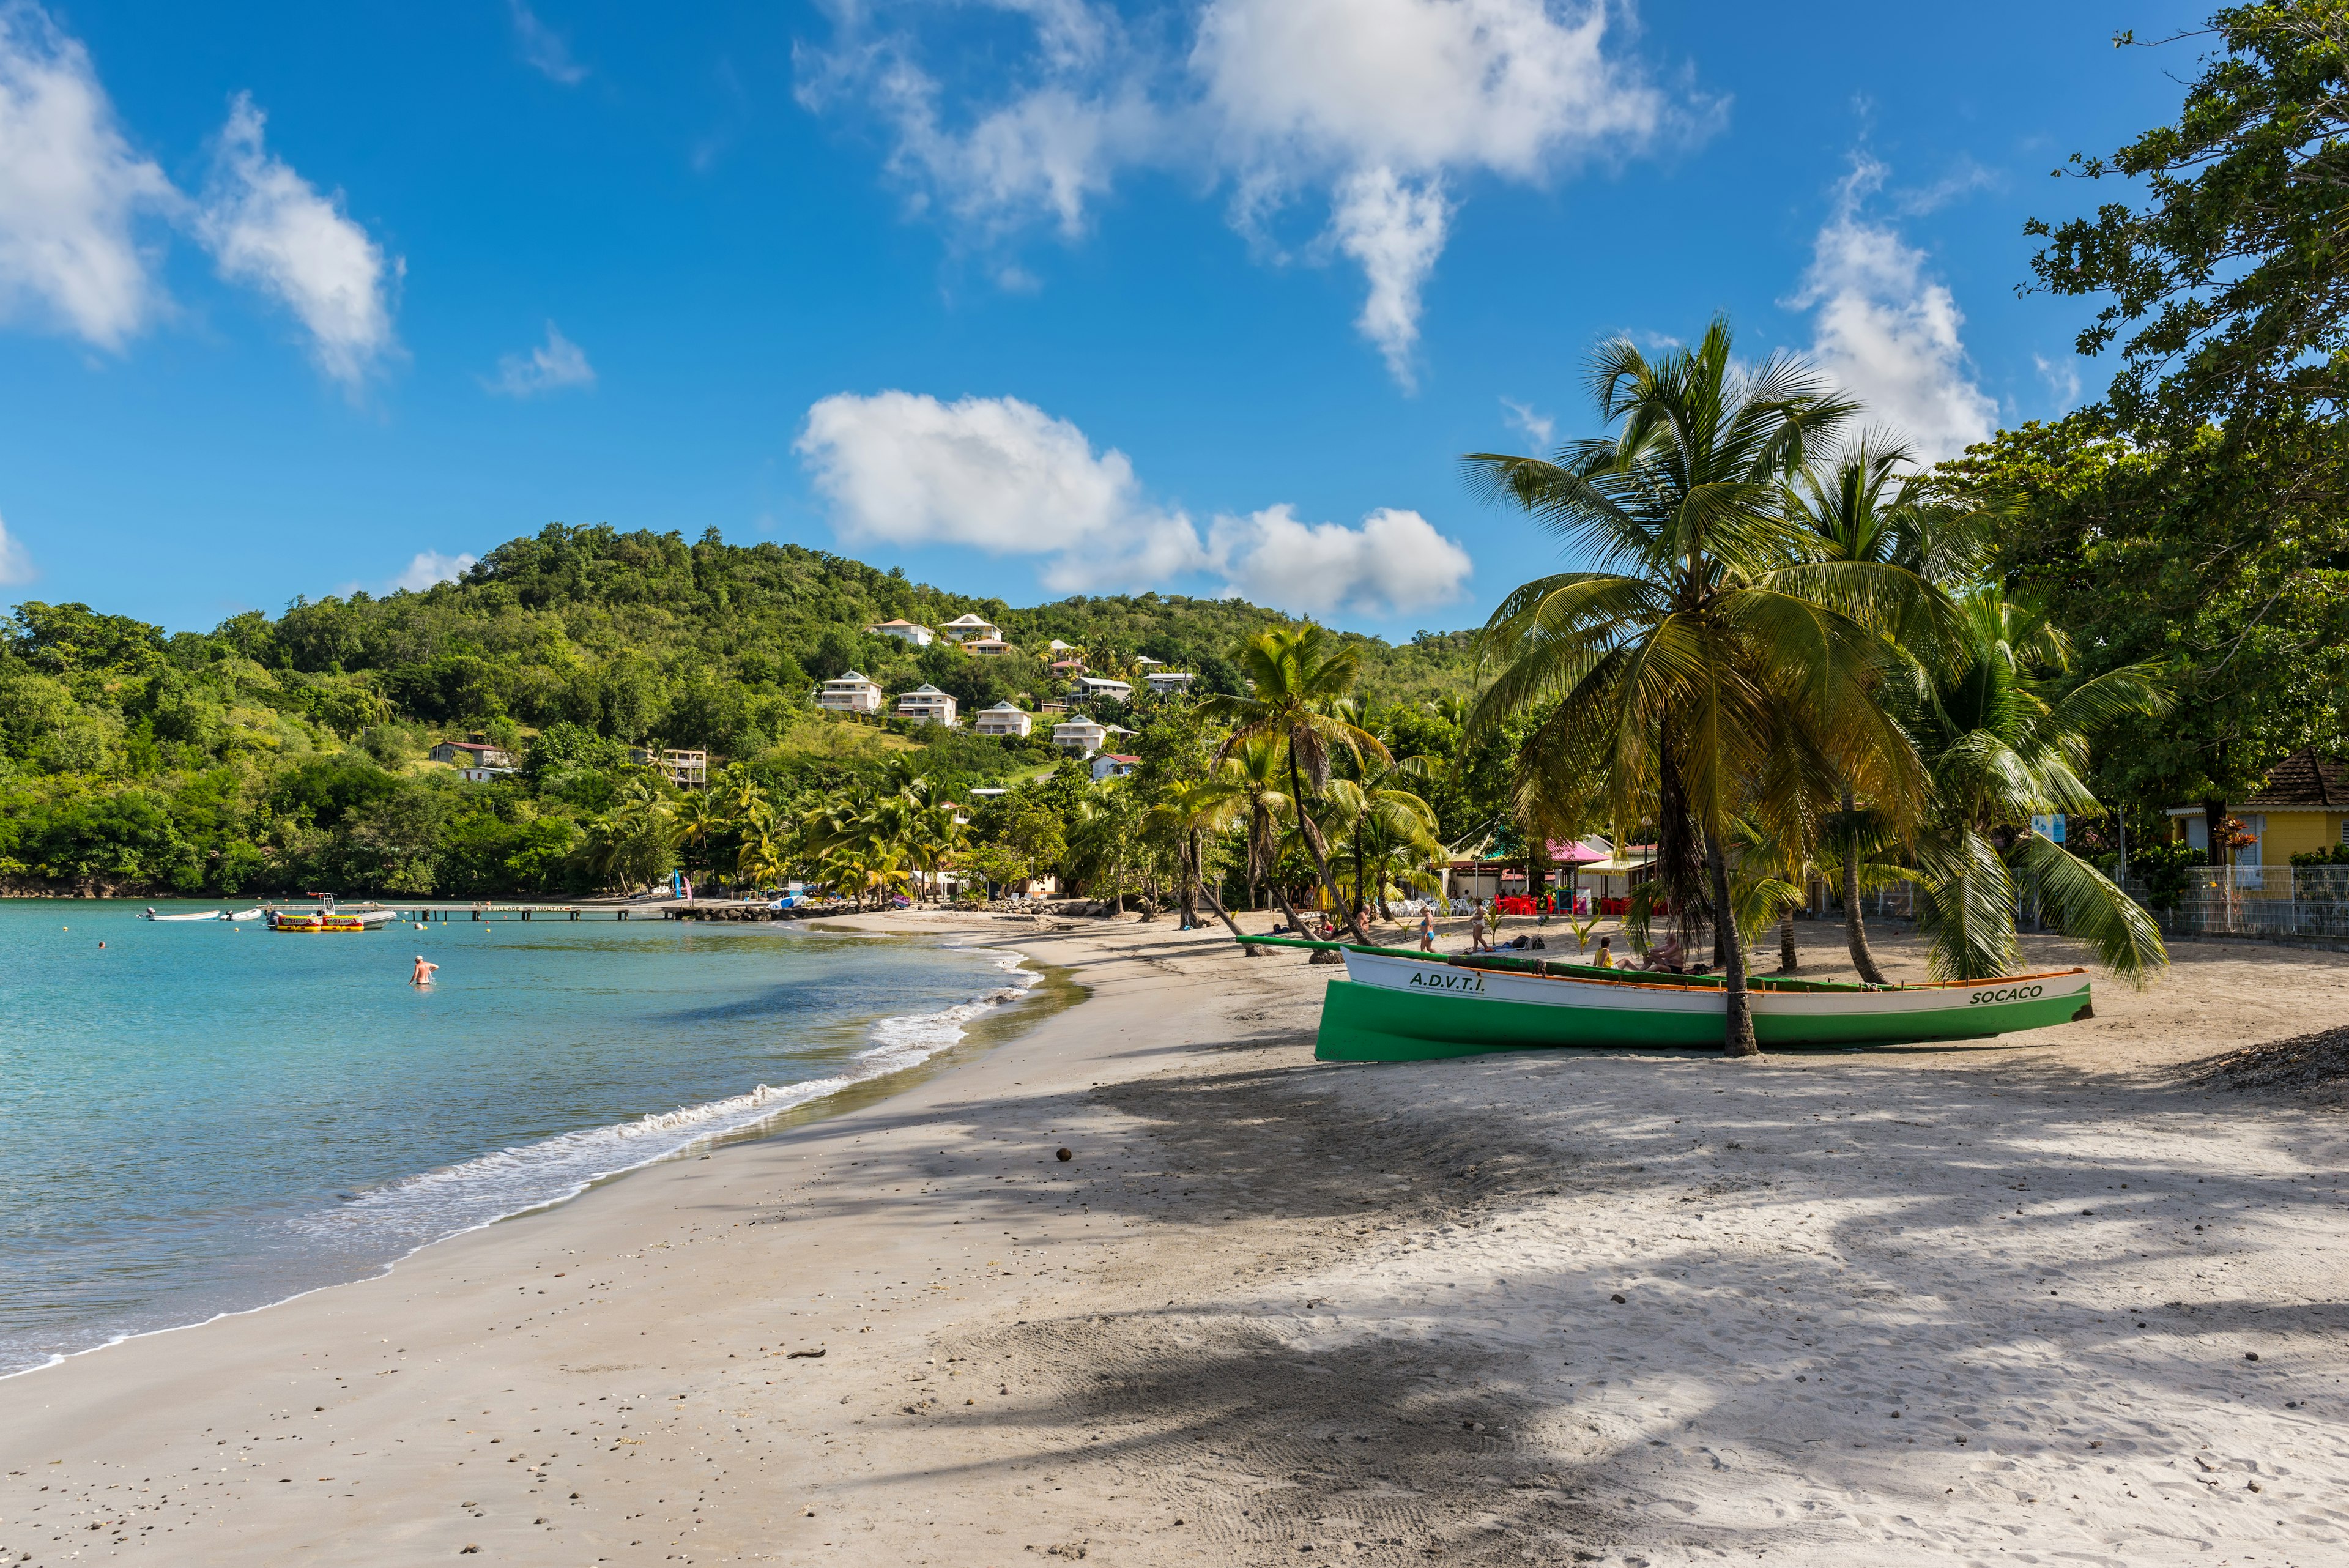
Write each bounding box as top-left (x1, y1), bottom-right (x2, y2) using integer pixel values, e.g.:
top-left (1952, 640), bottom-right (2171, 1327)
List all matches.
top-left (1, 913), bottom-right (2344, 1566)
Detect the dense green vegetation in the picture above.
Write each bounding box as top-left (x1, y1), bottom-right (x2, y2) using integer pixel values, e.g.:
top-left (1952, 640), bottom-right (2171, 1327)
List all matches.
top-left (1948, 4), bottom-right (2349, 842)
top-left (0, 526), bottom-right (1485, 896)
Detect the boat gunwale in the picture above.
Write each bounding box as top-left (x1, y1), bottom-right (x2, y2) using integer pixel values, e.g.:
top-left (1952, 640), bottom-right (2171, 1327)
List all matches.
top-left (1247, 937), bottom-right (2087, 996)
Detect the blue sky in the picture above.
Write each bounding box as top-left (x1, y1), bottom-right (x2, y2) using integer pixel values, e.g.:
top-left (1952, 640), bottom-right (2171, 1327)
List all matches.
top-left (0, 0), bottom-right (2206, 641)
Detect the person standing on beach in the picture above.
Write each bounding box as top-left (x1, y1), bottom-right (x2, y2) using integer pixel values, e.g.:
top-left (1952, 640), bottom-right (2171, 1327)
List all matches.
top-left (410, 955), bottom-right (439, 987)
top-left (1468, 901), bottom-right (1489, 953)
top-left (1417, 905), bottom-right (1435, 953)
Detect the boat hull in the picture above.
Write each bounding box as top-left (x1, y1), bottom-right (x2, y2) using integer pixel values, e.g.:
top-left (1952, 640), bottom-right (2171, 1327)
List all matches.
top-left (1316, 950), bottom-right (2092, 1061)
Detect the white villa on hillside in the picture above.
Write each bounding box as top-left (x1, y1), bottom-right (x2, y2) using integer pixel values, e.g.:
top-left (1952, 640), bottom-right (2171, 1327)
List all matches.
top-left (895, 685), bottom-right (959, 726)
top-left (962, 637), bottom-right (1012, 656)
top-left (1052, 717), bottom-right (1108, 756)
top-left (428, 739), bottom-right (516, 769)
top-left (1143, 670), bottom-right (1195, 695)
top-left (972, 702), bottom-right (1033, 737)
top-left (817, 671), bottom-right (884, 713)
top-left (940, 614), bottom-right (1002, 642)
top-left (1071, 675), bottom-right (1132, 702)
top-left (867, 619), bottom-right (935, 646)
top-left (1091, 752), bottom-right (1139, 782)
top-left (628, 747), bottom-right (710, 787)
top-left (1134, 655), bottom-right (1165, 668)
top-left (1047, 639), bottom-right (1075, 653)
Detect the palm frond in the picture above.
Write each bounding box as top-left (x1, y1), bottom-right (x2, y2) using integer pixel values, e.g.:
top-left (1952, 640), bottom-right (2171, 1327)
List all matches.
top-left (2017, 833), bottom-right (2168, 986)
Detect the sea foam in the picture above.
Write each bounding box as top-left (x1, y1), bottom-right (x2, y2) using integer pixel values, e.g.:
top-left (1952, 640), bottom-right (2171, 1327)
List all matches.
top-left (289, 948), bottom-right (1038, 1258)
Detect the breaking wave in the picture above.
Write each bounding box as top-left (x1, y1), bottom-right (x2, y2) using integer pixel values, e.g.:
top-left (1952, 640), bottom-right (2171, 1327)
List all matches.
top-left (290, 948), bottom-right (1037, 1259)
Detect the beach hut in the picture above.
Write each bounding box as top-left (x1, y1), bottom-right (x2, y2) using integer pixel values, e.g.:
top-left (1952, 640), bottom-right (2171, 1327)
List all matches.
top-left (2165, 748), bottom-right (2349, 896)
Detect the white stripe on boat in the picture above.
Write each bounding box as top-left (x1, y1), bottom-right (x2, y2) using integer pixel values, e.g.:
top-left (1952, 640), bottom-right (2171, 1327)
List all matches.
top-left (1338, 949), bottom-right (2089, 1023)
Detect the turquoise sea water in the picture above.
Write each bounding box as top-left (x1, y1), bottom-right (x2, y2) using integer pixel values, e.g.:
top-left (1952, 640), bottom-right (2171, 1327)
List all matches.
top-left (0, 902), bottom-right (1031, 1377)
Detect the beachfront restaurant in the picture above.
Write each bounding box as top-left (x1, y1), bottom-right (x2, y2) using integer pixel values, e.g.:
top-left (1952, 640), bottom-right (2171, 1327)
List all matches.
top-left (1444, 839), bottom-right (1617, 910)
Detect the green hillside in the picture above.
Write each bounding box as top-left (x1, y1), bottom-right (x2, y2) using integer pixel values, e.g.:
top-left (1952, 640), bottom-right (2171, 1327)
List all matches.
top-left (0, 523), bottom-right (1485, 896)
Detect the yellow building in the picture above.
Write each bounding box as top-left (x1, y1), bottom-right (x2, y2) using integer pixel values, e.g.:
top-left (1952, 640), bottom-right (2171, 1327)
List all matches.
top-left (2166, 748), bottom-right (2349, 893)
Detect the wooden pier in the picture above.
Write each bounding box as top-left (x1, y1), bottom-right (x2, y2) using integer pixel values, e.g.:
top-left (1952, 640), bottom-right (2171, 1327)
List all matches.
top-left (386, 900), bottom-right (853, 924)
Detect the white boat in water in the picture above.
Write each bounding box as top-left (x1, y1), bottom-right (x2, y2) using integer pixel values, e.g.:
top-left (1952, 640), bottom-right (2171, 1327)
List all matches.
top-left (225, 908), bottom-right (265, 921)
top-left (145, 907), bottom-right (227, 922)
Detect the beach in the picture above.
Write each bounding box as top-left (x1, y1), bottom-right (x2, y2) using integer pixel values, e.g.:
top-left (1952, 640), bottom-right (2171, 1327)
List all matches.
top-left (3, 913), bottom-right (2346, 1566)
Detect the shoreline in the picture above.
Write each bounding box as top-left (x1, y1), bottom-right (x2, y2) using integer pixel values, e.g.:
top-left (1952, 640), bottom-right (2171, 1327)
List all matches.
top-left (0, 918), bottom-right (1058, 1384)
top-left (3, 915), bottom-right (2345, 1564)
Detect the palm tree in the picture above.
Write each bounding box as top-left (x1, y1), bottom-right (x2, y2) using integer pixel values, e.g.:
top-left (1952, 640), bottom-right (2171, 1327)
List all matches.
top-left (1462, 319), bottom-right (1922, 1055)
top-left (906, 798), bottom-right (968, 903)
top-left (1900, 588), bottom-right (2170, 982)
top-left (1205, 626), bottom-right (1389, 942)
top-left (670, 790), bottom-right (725, 886)
top-left (1784, 436), bottom-right (1990, 982)
top-left (1145, 779), bottom-right (1261, 949)
top-left (1322, 756), bottom-right (1441, 924)
top-left (1423, 692), bottom-right (1472, 729)
top-left (733, 809), bottom-right (789, 891)
top-left (1067, 786), bottom-right (1141, 912)
top-left (584, 775), bottom-right (677, 892)
top-left (1197, 735), bottom-right (1300, 920)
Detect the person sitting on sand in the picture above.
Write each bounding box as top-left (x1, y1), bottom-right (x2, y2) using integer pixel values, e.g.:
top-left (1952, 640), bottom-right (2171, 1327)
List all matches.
top-left (1593, 935), bottom-right (1614, 968)
top-left (1638, 931), bottom-right (1685, 973)
top-left (410, 955), bottom-right (439, 987)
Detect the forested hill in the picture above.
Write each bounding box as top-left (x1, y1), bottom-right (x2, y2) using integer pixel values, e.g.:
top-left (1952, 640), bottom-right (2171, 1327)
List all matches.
top-left (0, 523), bottom-right (1484, 894)
top-left (251, 524), bottom-right (1480, 732)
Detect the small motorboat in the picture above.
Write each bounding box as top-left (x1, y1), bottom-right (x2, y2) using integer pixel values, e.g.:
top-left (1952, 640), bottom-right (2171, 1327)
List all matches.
top-left (270, 912), bottom-right (368, 932)
top-left (269, 894), bottom-right (379, 934)
top-left (225, 908), bottom-right (265, 922)
top-left (145, 907), bottom-right (226, 922)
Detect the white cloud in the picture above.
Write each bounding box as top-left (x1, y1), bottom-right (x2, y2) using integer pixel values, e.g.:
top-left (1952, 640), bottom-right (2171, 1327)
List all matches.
top-left (196, 93), bottom-right (399, 387)
top-left (0, 508), bottom-right (34, 584)
top-left (794, 387), bottom-right (1473, 612)
top-left (801, 0), bottom-right (1688, 387)
top-left (508, 0), bottom-right (587, 85)
top-left (796, 389), bottom-right (1201, 591)
top-left (488, 321), bottom-right (595, 396)
top-left (870, 68), bottom-right (1165, 240)
top-left (1500, 396), bottom-right (1553, 447)
top-left (1791, 158), bottom-right (1997, 464)
top-left (394, 550), bottom-right (476, 592)
top-left (2034, 352), bottom-right (2083, 412)
top-left (1209, 503), bottom-right (1472, 615)
top-left (1329, 165), bottom-right (1449, 387)
top-left (0, 2), bottom-right (173, 347)
top-left (1193, 0), bottom-right (1664, 177)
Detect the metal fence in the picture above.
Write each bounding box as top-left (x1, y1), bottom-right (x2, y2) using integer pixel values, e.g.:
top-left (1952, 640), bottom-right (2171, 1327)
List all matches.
top-left (2124, 863), bottom-right (2349, 940)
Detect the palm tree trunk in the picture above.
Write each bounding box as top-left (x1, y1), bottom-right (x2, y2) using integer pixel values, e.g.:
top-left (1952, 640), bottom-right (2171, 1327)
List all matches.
top-left (1841, 790), bottom-right (1888, 984)
top-left (1354, 834), bottom-right (1367, 929)
top-left (1269, 883), bottom-right (1316, 943)
top-left (1182, 830), bottom-right (1201, 931)
top-left (1193, 877), bottom-right (1261, 956)
top-left (1778, 910), bottom-right (1798, 974)
top-left (1707, 828), bottom-right (1759, 1057)
top-left (1285, 751), bottom-right (1371, 943)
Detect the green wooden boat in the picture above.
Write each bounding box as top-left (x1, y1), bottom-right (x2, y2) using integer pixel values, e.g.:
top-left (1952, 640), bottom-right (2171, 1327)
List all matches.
top-left (1246, 938), bottom-right (2092, 1061)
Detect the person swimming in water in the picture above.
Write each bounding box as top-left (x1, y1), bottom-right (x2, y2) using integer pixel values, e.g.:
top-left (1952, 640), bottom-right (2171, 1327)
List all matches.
top-left (410, 955), bottom-right (439, 987)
